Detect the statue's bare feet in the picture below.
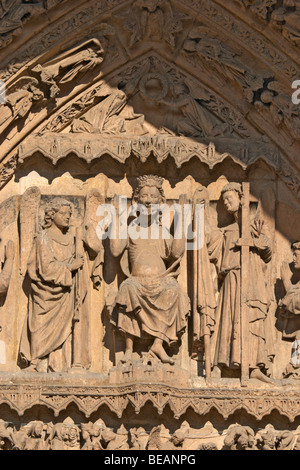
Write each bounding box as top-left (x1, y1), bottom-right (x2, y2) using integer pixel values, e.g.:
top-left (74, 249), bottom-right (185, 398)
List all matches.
top-left (250, 368), bottom-right (274, 384)
top-left (150, 343), bottom-right (175, 365)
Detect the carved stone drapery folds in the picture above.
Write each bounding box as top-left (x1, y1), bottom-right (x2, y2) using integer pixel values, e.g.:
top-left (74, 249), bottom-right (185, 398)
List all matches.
top-left (0, 0), bottom-right (299, 451)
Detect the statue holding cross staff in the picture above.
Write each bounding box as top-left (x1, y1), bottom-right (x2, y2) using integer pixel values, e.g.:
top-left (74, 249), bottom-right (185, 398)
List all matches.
top-left (204, 182), bottom-right (275, 383)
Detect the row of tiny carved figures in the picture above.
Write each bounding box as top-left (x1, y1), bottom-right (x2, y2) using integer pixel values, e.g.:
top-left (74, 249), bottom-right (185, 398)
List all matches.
top-left (0, 418), bottom-right (299, 451)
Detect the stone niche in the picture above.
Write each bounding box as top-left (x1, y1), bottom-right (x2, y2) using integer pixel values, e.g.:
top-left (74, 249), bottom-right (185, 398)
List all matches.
top-left (0, 150), bottom-right (299, 451)
top-left (0, 0), bottom-right (299, 451)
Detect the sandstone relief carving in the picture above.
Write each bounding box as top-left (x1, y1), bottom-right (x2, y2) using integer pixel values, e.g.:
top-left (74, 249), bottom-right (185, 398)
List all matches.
top-left (0, 418), bottom-right (300, 450)
top-left (118, 0), bottom-right (189, 47)
top-left (193, 182), bottom-right (275, 383)
top-left (18, 190), bottom-right (103, 373)
top-left (32, 39), bottom-right (104, 99)
top-left (109, 175), bottom-right (190, 366)
top-left (0, 0), bottom-right (45, 47)
top-left (0, 239), bottom-right (14, 297)
top-left (279, 242), bottom-right (300, 379)
top-left (0, 77), bottom-right (44, 136)
top-left (0, 0), bottom-right (299, 451)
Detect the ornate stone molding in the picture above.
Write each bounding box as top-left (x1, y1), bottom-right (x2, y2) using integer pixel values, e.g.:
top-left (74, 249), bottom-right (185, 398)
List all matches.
top-left (0, 380), bottom-right (299, 422)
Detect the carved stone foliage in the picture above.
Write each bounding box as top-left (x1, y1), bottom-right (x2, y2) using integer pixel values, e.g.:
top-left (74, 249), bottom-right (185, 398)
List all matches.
top-left (0, 415), bottom-right (299, 450)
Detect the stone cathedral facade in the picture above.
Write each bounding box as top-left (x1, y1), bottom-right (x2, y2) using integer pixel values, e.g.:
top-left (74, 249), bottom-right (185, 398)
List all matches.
top-left (0, 0), bottom-right (299, 451)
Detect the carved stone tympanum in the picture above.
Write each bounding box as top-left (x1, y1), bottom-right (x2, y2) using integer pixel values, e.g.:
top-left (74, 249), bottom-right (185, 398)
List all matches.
top-left (0, 0), bottom-right (299, 451)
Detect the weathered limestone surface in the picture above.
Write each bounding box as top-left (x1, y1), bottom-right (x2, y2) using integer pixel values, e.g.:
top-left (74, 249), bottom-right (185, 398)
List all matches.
top-left (0, 0), bottom-right (299, 450)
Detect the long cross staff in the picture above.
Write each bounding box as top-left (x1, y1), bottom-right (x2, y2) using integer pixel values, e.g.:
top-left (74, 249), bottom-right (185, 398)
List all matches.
top-left (236, 183), bottom-right (254, 386)
top-left (71, 225), bottom-right (84, 371)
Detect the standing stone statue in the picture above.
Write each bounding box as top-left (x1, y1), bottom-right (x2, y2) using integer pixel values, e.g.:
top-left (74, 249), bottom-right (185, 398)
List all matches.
top-left (0, 240), bottom-right (14, 297)
top-left (279, 242), bottom-right (300, 378)
top-left (279, 241), bottom-right (300, 341)
top-left (19, 196), bottom-right (102, 373)
top-left (110, 175), bottom-right (190, 365)
top-left (205, 182), bottom-right (274, 382)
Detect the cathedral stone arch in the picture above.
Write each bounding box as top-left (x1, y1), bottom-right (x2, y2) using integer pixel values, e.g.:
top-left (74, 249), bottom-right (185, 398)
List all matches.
top-left (0, 0), bottom-right (299, 451)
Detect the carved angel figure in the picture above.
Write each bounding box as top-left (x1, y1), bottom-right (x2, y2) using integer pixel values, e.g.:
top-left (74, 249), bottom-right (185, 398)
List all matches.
top-left (0, 77), bottom-right (44, 134)
top-left (110, 175), bottom-right (190, 365)
top-left (32, 39), bottom-right (104, 98)
top-left (120, 0), bottom-right (185, 47)
top-left (18, 190), bottom-right (103, 373)
top-left (183, 26), bottom-right (247, 85)
top-left (159, 79), bottom-right (230, 138)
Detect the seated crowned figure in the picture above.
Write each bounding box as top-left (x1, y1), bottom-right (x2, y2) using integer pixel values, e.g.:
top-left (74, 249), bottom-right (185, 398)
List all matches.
top-left (110, 175), bottom-right (190, 365)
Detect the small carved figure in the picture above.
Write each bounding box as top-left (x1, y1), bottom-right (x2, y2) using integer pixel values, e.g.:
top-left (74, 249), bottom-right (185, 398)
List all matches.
top-left (224, 424), bottom-right (257, 450)
top-left (183, 26), bottom-right (247, 85)
top-left (129, 427), bottom-right (148, 450)
top-left (81, 419), bottom-right (105, 450)
top-left (159, 80), bottom-right (230, 138)
top-left (102, 425), bottom-right (129, 451)
top-left (0, 420), bottom-right (14, 450)
top-left (120, 0), bottom-right (186, 47)
top-left (0, 78), bottom-right (44, 132)
top-left (22, 421), bottom-right (47, 451)
top-left (49, 418), bottom-right (80, 450)
top-left (146, 425), bottom-right (174, 450)
top-left (71, 81), bottom-right (147, 136)
top-left (277, 430), bottom-right (295, 450)
top-left (32, 39), bottom-right (104, 98)
top-left (256, 425), bottom-right (277, 450)
top-left (110, 175), bottom-right (190, 365)
top-left (0, 0), bottom-right (44, 41)
top-left (279, 242), bottom-right (300, 341)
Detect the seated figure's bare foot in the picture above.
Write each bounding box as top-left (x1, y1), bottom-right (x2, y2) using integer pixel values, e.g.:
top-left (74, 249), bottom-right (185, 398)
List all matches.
top-left (150, 342), bottom-right (175, 365)
top-left (250, 368), bottom-right (274, 384)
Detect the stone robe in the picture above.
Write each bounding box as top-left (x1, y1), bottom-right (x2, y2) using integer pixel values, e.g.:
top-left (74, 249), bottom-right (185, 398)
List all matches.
top-left (207, 222), bottom-right (273, 371)
top-left (111, 237), bottom-right (190, 345)
top-left (279, 282), bottom-right (300, 340)
top-left (19, 229), bottom-right (90, 372)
